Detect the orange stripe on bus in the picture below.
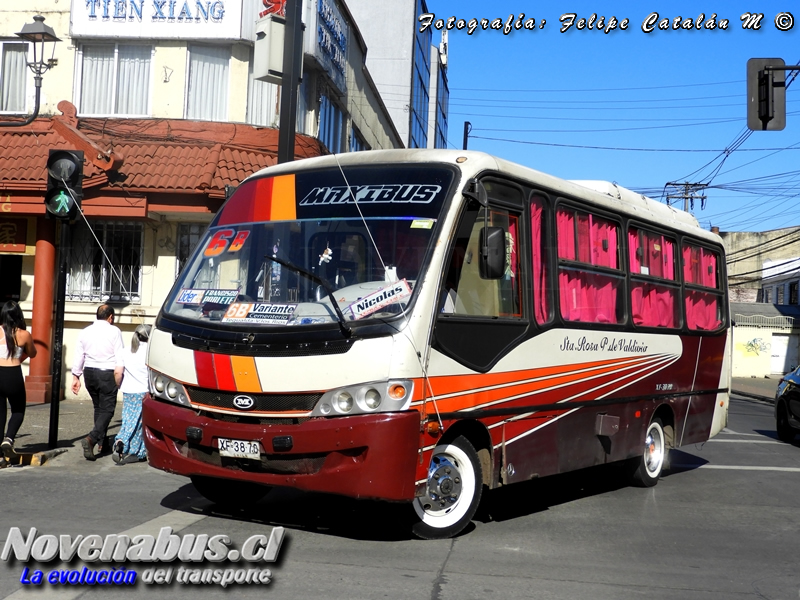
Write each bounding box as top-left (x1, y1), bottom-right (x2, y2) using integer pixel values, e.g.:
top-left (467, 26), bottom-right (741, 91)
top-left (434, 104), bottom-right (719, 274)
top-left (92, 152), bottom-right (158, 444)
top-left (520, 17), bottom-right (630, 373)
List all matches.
top-left (427, 355), bottom-right (644, 397)
top-left (270, 174), bottom-right (296, 221)
top-left (230, 356), bottom-right (262, 392)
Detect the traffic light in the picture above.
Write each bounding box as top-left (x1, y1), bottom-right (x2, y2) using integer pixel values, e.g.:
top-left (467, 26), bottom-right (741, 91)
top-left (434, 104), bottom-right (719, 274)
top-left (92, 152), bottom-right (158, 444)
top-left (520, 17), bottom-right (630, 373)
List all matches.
top-left (45, 149), bottom-right (84, 220)
top-left (747, 58), bottom-right (786, 131)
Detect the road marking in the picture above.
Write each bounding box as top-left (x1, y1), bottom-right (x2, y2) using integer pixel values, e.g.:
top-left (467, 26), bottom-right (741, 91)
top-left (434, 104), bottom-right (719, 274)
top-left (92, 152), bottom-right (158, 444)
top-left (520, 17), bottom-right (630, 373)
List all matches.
top-left (4, 510), bottom-right (207, 599)
top-left (706, 439), bottom-right (780, 444)
top-left (720, 428), bottom-right (765, 436)
top-left (672, 464), bottom-right (800, 472)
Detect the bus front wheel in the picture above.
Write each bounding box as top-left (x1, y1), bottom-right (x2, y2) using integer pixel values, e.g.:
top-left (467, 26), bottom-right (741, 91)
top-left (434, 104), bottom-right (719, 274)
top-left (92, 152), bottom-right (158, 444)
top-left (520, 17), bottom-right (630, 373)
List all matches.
top-left (627, 418), bottom-right (666, 488)
top-left (411, 435), bottom-right (483, 540)
top-left (191, 475), bottom-right (271, 508)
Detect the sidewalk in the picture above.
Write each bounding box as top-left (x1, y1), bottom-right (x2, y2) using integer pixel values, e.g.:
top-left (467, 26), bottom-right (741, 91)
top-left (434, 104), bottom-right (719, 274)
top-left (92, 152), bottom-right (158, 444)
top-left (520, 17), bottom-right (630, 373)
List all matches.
top-left (732, 376), bottom-right (779, 402)
top-left (3, 396), bottom-right (124, 467)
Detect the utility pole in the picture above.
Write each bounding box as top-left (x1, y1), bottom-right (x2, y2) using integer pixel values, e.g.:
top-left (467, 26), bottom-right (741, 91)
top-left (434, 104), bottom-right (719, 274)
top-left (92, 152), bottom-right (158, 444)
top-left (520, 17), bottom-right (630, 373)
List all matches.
top-left (666, 182), bottom-right (707, 212)
top-left (277, 0), bottom-right (304, 164)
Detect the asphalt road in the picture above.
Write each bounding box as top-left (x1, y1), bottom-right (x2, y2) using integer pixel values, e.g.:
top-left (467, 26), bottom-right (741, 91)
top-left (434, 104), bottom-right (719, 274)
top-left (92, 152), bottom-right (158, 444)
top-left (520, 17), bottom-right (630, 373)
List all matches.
top-left (1, 392), bottom-right (798, 600)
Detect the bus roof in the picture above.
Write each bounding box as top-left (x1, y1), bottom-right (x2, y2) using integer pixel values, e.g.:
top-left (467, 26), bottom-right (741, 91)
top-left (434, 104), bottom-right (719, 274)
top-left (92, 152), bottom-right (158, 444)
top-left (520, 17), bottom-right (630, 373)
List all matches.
top-left (246, 149), bottom-right (720, 246)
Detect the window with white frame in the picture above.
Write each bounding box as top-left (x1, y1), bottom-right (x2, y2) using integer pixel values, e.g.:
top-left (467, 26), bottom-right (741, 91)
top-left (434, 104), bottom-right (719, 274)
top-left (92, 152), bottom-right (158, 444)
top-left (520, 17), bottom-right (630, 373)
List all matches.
top-left (0, 42), bottom-right (27, 113)
top-left (186, 45), bottom-right (230, 121)
top-left (67, 221), bottom-right (143, 303)
top-left (77, 44), bottom-right (151, 116)
top-left (177, 223), bottom-right (205, 276)
top-left (319, 93), bottom-right (344, 153)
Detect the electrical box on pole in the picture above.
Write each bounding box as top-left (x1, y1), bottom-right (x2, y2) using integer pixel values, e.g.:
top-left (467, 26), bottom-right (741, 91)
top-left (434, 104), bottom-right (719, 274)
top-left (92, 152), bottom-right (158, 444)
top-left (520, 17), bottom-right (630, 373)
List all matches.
top-left (747, 58), bottom-right (786, 131)
top-left (44, 149), bottom-right (83, 220)
top-left (254, 14), bottom-right (286, 85)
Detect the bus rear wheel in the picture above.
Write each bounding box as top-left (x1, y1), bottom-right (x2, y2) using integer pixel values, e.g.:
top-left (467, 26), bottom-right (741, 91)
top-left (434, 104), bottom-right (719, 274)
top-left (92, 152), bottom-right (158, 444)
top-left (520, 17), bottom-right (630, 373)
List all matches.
top-left (411, 435), bottom-right (483, 540)
top-left (191, 475), bottom-right (271, 508)
top-left (627, 418), bottom-right (665, 488)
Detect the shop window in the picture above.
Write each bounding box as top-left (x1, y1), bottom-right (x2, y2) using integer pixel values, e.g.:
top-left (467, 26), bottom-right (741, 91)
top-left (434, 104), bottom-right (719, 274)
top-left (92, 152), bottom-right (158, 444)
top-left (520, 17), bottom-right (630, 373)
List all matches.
top-left (177, 223), bottom-right (206, 276)
top-left (67, 221), bottom-right (143, 303)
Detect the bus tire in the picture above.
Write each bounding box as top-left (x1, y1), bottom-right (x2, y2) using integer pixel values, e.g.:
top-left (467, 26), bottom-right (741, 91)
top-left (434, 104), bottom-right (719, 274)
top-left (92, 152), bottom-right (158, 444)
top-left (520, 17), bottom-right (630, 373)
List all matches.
top-left (411, 436), bottom-right (483, 540)
top-left (776, 402), bottom-right (795, 443)
top-left (627, 417), bottom-right (666, 488)
top-left (191, 475), bottom-right (271, 508)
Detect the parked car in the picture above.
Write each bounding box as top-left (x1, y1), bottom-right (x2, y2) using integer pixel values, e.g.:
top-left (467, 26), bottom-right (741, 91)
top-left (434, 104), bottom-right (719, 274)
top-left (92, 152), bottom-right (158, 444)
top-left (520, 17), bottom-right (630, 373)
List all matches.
top-left (775, 366), bottom-right (800, 442)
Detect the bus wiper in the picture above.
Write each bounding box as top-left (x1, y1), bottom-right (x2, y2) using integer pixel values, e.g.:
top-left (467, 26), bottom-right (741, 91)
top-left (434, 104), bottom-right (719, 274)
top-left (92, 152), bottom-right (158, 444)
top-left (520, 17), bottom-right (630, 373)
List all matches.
top-left (265, 254), bottom-right (352, 337)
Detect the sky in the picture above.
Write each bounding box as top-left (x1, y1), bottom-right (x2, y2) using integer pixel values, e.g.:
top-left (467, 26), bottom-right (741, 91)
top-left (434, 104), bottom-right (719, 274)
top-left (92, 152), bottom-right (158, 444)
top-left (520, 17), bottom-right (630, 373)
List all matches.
top-left (422, 0), bottom-right (800, 233)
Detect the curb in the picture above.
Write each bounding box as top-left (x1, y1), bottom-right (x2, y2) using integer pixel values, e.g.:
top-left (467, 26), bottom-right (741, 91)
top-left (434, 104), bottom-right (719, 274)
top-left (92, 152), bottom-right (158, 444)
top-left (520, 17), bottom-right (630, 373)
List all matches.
top-left (0, 448), bottom-right (69, 468)
top-left (731, 389), bottom-right (774, 404)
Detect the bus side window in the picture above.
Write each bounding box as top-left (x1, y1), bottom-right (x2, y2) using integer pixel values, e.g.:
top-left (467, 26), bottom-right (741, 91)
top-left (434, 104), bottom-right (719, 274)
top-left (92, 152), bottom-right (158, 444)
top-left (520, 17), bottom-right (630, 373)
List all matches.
top-left (531, 195), bottom-right (552, 324)
top-left (628, 227), bottom-right (680, 329)
top-left (442, 205), bottom-right (523, 318)
top-left (556, 206), bottom-right (624, 324)
top-left (682, 242), bottom-right (723, 331)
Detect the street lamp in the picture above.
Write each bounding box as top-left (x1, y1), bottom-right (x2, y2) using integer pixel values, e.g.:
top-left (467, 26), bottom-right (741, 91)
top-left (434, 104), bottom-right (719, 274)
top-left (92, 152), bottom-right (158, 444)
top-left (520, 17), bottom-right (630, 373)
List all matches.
top-left (0, 15), bottom-right (60, 127)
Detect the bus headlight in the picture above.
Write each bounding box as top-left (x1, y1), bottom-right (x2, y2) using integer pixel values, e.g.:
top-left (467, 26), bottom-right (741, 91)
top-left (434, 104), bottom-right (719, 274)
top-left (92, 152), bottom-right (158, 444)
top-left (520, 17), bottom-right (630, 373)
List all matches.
top-left (363, 388), bottom-right (382, 409)
top-left (313, 380), bottom-right (413, 417)
top-left (148, 369), bottom-right (191, 408)
top-left (335, 392), bottom-right (353, 413)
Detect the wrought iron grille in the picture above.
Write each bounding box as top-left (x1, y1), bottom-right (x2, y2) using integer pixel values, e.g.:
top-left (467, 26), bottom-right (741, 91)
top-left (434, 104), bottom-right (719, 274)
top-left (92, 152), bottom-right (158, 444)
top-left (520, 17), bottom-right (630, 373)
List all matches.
top-left (177, 222), bottom-right (205, 276)
top-left (66, 220), bottom-right (143, 303)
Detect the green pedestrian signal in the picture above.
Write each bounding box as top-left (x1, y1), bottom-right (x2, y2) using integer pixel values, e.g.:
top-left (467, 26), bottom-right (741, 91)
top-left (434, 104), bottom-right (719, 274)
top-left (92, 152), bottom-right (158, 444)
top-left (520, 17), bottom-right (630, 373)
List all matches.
top-left (44, 150), bottom-right (84, 220)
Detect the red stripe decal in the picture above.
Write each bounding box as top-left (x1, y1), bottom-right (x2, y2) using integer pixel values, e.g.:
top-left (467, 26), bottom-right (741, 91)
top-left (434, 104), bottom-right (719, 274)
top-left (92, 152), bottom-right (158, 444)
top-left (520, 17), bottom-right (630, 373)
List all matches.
top-left (194, 351), bottom-right (217, 389)
top-left (213, 354), bottom-right (237, 391)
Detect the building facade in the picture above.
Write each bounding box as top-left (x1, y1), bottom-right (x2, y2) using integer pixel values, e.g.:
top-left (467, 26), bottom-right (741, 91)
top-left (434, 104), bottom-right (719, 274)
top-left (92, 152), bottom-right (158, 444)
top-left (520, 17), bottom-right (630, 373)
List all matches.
top-left (346, 0), bottom-right (449, 149)
top-left (0, 0), bottom-right (403, 404)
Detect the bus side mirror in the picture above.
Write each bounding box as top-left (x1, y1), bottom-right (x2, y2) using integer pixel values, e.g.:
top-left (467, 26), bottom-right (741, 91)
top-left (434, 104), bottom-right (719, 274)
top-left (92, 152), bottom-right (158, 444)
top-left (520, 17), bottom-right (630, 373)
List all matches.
top-left (480, 227), bottom-right (505, 279)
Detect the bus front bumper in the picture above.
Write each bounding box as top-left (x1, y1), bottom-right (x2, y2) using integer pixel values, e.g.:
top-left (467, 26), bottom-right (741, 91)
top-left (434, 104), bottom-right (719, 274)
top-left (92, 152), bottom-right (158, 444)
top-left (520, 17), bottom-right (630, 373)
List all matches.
top-left (142, 395), bottom-right (421, 501)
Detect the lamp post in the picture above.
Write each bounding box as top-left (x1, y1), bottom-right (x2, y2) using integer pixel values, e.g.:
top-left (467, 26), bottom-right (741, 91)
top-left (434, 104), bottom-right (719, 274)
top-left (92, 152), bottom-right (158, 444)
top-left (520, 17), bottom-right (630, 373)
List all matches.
top-left (0, 15), bottom-right (60, 128)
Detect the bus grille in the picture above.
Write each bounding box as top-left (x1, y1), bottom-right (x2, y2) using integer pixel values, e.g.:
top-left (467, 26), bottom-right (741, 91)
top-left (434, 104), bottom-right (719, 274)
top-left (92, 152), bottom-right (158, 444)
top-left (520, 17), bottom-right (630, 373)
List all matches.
top-left (186, 387), bottom-right (322, 412)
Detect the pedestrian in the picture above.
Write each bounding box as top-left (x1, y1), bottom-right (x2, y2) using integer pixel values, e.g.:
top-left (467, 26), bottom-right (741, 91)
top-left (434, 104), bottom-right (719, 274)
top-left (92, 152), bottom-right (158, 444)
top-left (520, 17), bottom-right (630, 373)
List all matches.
top-left (0, 301), bottom-right (37, 459)
top-left (71, 304), bottom-right (124, 461)
top-left (113, 324), bottom-right (150, 465)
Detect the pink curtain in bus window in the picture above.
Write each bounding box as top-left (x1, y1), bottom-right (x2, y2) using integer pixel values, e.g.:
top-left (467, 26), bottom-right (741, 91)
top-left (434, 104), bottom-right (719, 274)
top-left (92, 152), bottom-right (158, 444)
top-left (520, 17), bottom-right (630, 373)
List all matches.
top-left (628, 230), bottom-right (642, 273)
top-left (591, 218), bottom-right (617, 268)
top-left (683, 245), bottom-right (700, 284)
top-left (559, 270), bottom-right (619, 323)
top-left (531, 199), bottom-right (548, 323)
top-left (685, 291), bottom-right (721, 330)
top-left (702, 249), bottom-right (718, 288)
top-left (662, 238), bottom-right (675, 279)
top-left (557, 209), bottom-right (575, 260)
top-left (632, 282), bottom-right (677, 328)
top-left (577, 213), bottom-right (591, 263)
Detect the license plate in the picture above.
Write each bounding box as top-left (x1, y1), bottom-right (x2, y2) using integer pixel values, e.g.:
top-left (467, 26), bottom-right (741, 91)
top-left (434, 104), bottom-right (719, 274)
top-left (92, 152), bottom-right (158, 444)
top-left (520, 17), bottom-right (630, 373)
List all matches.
top-left (218, 438), bottom-right (261, 460)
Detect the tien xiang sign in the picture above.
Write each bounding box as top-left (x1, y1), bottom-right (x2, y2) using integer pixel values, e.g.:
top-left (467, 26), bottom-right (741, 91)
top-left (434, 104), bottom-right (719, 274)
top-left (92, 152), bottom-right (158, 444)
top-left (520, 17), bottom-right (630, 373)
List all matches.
top-left (72, 0), bottom-right (256, 40)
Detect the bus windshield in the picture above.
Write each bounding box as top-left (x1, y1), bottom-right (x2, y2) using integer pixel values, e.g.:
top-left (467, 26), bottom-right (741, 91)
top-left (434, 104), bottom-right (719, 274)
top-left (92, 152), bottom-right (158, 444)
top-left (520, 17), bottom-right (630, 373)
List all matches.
top-left (164, 164), bottom-right (457, 328)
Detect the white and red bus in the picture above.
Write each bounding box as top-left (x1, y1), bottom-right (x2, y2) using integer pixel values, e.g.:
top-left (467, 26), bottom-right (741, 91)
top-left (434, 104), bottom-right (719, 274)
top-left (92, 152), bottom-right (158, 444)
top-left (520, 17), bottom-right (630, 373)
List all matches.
top-left (143, 150), bottom-right (730, 539)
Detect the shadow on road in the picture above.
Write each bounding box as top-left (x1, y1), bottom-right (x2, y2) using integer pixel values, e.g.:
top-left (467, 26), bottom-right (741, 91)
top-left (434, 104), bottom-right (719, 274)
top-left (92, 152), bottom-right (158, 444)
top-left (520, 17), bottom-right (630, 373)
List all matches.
top-left (158, 453), bottom-right (706, 542)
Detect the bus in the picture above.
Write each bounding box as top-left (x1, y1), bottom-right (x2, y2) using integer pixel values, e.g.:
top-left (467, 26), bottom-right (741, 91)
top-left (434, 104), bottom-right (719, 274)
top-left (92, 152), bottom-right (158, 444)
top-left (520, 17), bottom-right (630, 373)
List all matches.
top-left (143, 149), bottom-right (730, 539)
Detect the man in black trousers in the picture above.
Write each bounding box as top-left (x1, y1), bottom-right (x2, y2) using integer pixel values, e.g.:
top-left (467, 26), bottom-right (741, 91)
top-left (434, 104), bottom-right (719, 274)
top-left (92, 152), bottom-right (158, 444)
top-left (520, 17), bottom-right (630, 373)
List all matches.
top-left (71, 304), bottom-right (124, 460)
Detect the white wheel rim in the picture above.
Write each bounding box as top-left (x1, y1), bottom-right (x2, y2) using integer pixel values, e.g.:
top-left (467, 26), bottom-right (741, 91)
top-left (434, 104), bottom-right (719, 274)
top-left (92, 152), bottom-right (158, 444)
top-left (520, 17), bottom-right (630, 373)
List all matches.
top-left (644, 422), bottom-right (665, 478)
top-left (413, 443), bottom-right (476, 529)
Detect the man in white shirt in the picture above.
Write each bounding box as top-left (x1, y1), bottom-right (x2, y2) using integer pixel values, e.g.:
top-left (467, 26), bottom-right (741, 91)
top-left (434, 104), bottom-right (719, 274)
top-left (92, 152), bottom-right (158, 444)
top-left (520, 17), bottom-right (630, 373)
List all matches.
top-left (71, 304), bottom-right (124, 461)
